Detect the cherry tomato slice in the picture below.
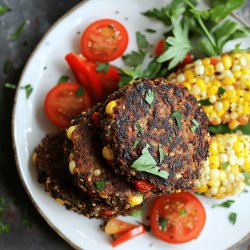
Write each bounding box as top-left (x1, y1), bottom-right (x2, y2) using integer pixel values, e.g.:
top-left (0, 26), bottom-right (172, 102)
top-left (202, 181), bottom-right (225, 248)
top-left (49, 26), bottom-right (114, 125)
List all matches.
top-left (134, 180), bottom-right (155, 192)
top-left (112, 225), bottom-right (146, 247)
top-left (44, 82), bottom-right (93, 128)
top-left (150, 192), bottom-right (206, 244)
top-left (155, 39), bottom-right (165, 56)
top-left (81, 19), bottom-right (129, 62)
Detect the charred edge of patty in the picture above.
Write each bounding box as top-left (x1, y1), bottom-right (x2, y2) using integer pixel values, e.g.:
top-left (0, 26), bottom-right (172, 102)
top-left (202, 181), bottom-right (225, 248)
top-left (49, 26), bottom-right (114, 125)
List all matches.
top-left (100, 78), bottom-right (210, 192)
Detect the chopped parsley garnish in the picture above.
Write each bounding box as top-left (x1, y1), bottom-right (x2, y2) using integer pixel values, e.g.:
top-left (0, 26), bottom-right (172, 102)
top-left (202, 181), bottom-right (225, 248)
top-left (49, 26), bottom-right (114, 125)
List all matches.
top-left (129, 208), bottom-right (144, 217)
top-left (96, 63), bottom-right (110, 74)
top-left (199, 98), bottom-right (213, 106)
top-left (218, 87), bottom-right (226, 98)
top-left (145, 28), bottom-right (156, 33)
top-left (179, 209), bottom-right (187, 216)
top-left (222, 162), bottom-right (229, 169)
top-left (4, 83), bottom-right (16, 90)
top-left (0, 4), bottom-right (10, 15)
top-left (10, 20), bottom-right (28, 41)
top-left (132, 139), bottom-right (141, 149)
top-left (95, 180), bottom-right (106, 191)
top-left (75, 86), bottom-right (84, 96)
top-left (21, 84), bottom-right (33, 99)
top-left (57, 75), bottom-right (69, 84)
top-left (191, 118), bottom-right (199, 132)
top-left (242, 171), bottom-right (250, 186)
top-left (135, 123), bottom-right (144, 135)
top-left (170, 110), bottom-right (182, 129)
top-left (159, 218), bottom-right (168, 231)
top-left (145, 89), bottom-right (155, 105)
top-left (212, 200), bottom-right (235, 208)
top-left (159, 144), bottom-right (165, 163)
top-left (228, 212), bottom-right (237, 225)
top-left (131, 144), bottom-right (169, 179)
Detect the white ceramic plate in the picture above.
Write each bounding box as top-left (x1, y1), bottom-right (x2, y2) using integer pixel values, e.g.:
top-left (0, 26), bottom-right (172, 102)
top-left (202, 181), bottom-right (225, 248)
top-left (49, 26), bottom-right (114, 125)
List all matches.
top-left (13, 0), bottom-right (250, 249)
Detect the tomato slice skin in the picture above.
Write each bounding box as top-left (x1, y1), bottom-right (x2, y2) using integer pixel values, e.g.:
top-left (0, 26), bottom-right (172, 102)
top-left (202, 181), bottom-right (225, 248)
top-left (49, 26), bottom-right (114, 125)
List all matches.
top-left (155, 39), bottom-right (165, 56)
top-left (134, 180), bottom-right (155, 192)
top-left (81, 19), bottom-right (129, 62)
top-left (112, 225), bottom-right (146, 248)
top-left (150, 192), bottom-right (206, 244)
top-left (44, 82), bottom-right (93, 128)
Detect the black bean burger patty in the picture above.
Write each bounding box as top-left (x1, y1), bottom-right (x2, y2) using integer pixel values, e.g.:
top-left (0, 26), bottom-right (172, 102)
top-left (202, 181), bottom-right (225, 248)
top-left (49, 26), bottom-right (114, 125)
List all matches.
top-left (100, 78), bottom-right (210, 194)
top-left (65, 105), bottom-right (148, 209)
top-left (33, 130), bottom-right (139, 219)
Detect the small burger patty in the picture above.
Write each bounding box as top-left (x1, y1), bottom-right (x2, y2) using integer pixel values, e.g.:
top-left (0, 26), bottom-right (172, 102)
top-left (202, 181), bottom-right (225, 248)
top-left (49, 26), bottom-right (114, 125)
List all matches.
top-left (33, 130), bottom-right (138, 219)
top-left (100, 78), bottom-right (210, 193)
top-left (66, 106), bottom-right (147, 209)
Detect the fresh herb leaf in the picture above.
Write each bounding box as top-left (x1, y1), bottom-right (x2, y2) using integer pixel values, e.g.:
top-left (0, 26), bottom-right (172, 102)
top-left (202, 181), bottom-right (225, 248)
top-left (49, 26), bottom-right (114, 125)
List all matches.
top-left (209, 122), bottom-right (250, 135)
top-left (237, 123), bottom-right (250, 135)
top-left (4, 83), bottom-right (16, 90)
top-left (142, 7), bottom-right (171, 25)
top-left (75, 86), bottom-right (84, 96)
top-left (118, 74), bottom-right (133, 88)
top-left (145, 28), bottom-right (156, 33)
top-left (132, 139), bottom-right (141, 149)
top-left (135, 123), bottom-right (144, 135)
top-left (230, 43), bottom-right (250, 53)
top-left (179, 209), bottom-right (187, 215)
top-left (57, 75), bottom-right (69, 84)
top-left (0, 223), bottom-right (10, 235)
top-left (218, 87), bottom-right (226, 98)
top-left (136, 31), bottom-right (149, 51)
top-left (96, 63), bottom-right (110, 74)
top-left (95, 180), bottom-right (106, 191)
top-left (129, 208), bottom-right (144, 217)
top-left (170, 110), bottom-right (182, 129)
top-left (157, 17), bottom-right (193, 69)
top-left (159, 217), bottom-right (168, 231)
top-left (199, 98), bottom-right (212, 106)
top-left (143, 59), bottom-right (161, 78)
top-left (122, 51), bottom-right (145, 67)
top-left (0, 4), bottom-right (10, 15)
top-left (3, 60), bottom-right (11, 74)
top-left (10, 20), bottom-right (28, 41)
top-left (242, 171), bottom-right (250, 186)
top-left (136, 221), bottom-right (151, 232)
top-left (145, 89), bottom-right (155, 105)
top-left (159, 144), bottom-right (165, 164)
top-left (228, 212), bottom-right (237, 225)
top-left (21, 84), bottom-right (33, 98)
top-left (212, 200), bottom-right (235, 208)
top-left (191, 118), bottom-right (199, 132)
top-left (222, 162), bottom-right (229, 169)
top-left (131, 144), bottom-right (169, 179)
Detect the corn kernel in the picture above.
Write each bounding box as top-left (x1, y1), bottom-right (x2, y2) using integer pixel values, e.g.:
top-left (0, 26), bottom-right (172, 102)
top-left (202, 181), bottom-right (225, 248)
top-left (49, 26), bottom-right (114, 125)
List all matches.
top-left (209, 155), bottom-right (220, 169)
top-left (32, 152), bottom-right (37, 165)
top-left (69, 160), bottom-right (76, 174)
top-left (207, 86), bottom-right (218, 96)
top-left (106, 100), bottom-right (117, 115)
top-left (206, 65), bottom-right (215, 76)
top-left (55, 198), bottom-right (65, 205)
top-left (67, 125), bottom-right (76, 140)
top-left (210, 141), bottom-right (218, 155)
top-left (208, 180), bottom-right (220, 187)
top-left (184, 70), bottom-right (194, 80)
top-left (222, 55), bottom-right (233, 69)
top-left (198, 186), bottom-right (208, 193)
top-left (222, 77), bottom-right (235, 85)
top-left (127, 195), bottom-right (143, 206)
top-left (228, 120), bottom-right (240, 130)
top-left (233, 141), bottom-right (244, 153)
top-left (202, 58), bottom-right (210, 66)
top-left (102, 146), bottom-right (115, 160)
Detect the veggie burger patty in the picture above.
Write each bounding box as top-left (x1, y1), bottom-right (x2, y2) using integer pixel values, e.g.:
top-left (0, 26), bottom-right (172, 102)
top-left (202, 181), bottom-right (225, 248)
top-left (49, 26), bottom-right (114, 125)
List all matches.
top-left (65, 105), bottom-right (147, 209)
top-left (100, 78), bottom-right (210, 194)
top-left (33, 130), bottom-right (139, 218)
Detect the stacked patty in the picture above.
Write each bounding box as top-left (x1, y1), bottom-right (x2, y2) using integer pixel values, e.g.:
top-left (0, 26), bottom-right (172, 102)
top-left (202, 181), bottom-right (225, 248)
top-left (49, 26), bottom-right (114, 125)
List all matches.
top-left (33, 77), bottom-right (209, 219)
top-left (100, 78), bottom-right (210, 194)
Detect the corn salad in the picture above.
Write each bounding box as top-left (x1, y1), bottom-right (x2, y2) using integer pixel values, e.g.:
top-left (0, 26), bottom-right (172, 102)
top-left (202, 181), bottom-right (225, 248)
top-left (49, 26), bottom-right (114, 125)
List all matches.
top-left (168, 53), bottom-right (250, 129)
top-left (194, 133), bottom-right (250, 198)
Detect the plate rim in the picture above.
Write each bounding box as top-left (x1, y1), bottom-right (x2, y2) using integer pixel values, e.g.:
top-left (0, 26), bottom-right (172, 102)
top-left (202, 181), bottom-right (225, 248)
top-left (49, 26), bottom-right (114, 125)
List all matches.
top-left (11, 0), bottom-right (250, 249)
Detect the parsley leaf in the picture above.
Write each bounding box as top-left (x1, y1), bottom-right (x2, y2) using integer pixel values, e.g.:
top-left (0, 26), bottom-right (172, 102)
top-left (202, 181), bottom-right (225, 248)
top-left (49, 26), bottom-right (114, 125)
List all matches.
top-left (131, 144), bottom-right (169, 179)
top-left (218, 87), bottom-right (226, 98)
top-left (10, 20), bottom-right (28, 41)
top-left (4, 83), bottom-right (16, 90)
top-left (228, 212), bottom-right (237, 225)
top-left (122, 51), bottom-right (145, 67)
top-left (129, 208), bottom-right (144, 217)
top-left (21, 84), bottom-right (33, 99)
top-left (135, 123), bottom-right (144, 135)
top-left (179, 209), bottom-right (187, 215)
top-left (230, 43), bottom-right (250, 54)
top-left (57, 75), bottom-right (69, 84)
top-left (95, 180), bottom-right (106, 191)
top-left (0, 4), bottom-right (10, 15)
top-left (96, 63), bottom-right (110, 74)
top-left (170, 110), bottom-right (182, 129)
top-left (157, 17), bottom-right (193, 69)
top-left (145, 89), bottom-right (155, 105)
top-left (212, 200), bottom-right (235, 208)
top-left (159, 144), bottom-right (165, 164)
top-left (159, 218), bottom-right (168, 231)
top-left (191, 118), bottom-right (199, 132)
top-left (143, 59), bottom-right (161, 78)
top-left (199, 98), bottom-right (212, 106)
top-left (208, 122), bottom-right (250, 135)
top-left (132, 139), bottom-right (141, 149)
top-left (136, 31), bottom-right (149, 51)
top-left (222, 162), bottom-right (229, 169)
top-left (75, 86), bottom-right (84, 96)
top-left (242, 171), bottom-right (250, 186)
top-left (142, 7), bottom-right (171, 26)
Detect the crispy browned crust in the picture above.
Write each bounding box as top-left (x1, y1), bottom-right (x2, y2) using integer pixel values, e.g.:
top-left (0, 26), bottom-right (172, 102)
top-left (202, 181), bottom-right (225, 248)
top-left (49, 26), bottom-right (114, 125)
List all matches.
top-left (34, 130), bottom-right (139, 219)
top-left (100, 78), bottom-right (210, 193)
top-left (67, 105), bottom-right (147, 209)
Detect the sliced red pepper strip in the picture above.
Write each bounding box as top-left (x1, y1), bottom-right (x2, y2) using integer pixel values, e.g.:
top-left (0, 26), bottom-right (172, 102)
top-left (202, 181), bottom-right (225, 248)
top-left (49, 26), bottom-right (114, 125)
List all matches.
top-left (112, 225), bottom-right (146, 247)
top-left (134, 180), bottom-right (155, 193)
